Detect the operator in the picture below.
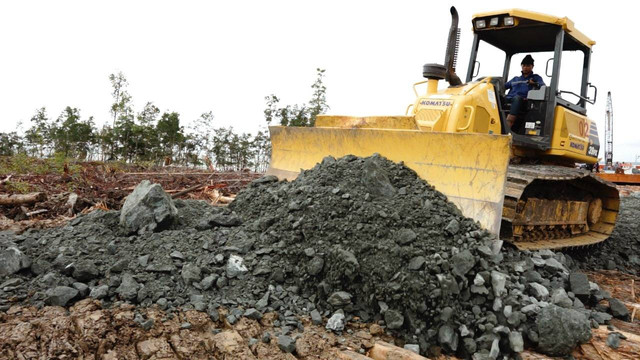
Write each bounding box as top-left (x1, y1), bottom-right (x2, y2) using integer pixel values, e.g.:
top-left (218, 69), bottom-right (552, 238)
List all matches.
top-left (504, 55), bottom-right (545, 130)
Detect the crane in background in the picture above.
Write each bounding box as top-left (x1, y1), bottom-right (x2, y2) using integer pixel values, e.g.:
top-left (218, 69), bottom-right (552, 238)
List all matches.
top-left (604, 91), bottom-right (613, 169)
top-left (597, 92), bottom-right (640, 182)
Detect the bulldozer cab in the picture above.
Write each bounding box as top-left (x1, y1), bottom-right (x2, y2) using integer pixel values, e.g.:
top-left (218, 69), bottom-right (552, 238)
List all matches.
top-left (465, 9), bottom-right (598, 158)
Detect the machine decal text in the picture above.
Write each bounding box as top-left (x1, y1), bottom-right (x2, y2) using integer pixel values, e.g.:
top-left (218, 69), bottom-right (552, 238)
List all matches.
top-left (570, 141), bottom-right (585, 151)
top-left (420, 100), bottom-right (453, 107)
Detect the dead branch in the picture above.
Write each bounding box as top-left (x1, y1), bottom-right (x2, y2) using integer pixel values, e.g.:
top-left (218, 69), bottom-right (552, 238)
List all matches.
top-left (121, 172), bottom-right (259, 177)
top-left (205, 189), bottom-right (235, 204)
top-left (169, 166), bottom-right (240, 199)
top-left (26, 209), bottom-right (48, 217)
top-left (0, 175), bottom-right (12, 185)
top-left (0, 192), bottom-right (47, 206)
top-left (171, 184), bottom-right (205, 198)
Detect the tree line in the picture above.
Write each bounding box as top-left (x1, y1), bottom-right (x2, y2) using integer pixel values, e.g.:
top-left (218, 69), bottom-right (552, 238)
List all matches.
top-left (0, 69), bottom-right (328, 172)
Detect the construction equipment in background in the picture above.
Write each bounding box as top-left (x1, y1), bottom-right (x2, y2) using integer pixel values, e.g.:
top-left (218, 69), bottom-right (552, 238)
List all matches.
top-left (268, 7), bottom-right (619, 250)
top-left (598, 171), bottom-right (640, 185)
top-left (605, 91), bottom-right (614, 169)
top-left (596, 91), bottom-right (640, 183)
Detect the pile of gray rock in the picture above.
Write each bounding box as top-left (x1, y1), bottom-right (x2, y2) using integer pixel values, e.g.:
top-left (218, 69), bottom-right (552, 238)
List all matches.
top-left (0, 155), bottom-right (634, 358)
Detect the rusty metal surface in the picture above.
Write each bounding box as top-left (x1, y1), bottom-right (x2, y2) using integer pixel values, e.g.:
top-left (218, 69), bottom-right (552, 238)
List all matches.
top-left (503, 165), bottom-right (620, 250)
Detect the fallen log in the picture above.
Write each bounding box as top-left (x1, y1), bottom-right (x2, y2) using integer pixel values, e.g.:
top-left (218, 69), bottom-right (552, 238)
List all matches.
top-left (0, 192), bottom-right (46, 206)
top-left (574, 325), bottom-right (640, 359)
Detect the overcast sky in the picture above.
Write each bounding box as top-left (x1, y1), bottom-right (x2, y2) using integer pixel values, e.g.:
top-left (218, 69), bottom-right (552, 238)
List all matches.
top-left (1, 0), bottom-right (638, 161)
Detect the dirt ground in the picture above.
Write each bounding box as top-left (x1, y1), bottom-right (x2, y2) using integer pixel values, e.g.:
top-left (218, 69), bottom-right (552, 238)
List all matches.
top-left (1, 158), bottom-right (640, 359)
top-left (0, 298), bottom-right (381, 360)
top-left (1, 271), bottom-right (638, 360)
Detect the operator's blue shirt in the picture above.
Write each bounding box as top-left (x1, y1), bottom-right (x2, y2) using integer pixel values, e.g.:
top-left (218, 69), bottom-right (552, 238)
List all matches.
top-left (505, 72), bottom-right (545, 99)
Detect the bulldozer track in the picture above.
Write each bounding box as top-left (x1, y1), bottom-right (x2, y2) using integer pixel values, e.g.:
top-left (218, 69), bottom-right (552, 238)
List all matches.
top-left (502, 165), bottom-right (620, 250)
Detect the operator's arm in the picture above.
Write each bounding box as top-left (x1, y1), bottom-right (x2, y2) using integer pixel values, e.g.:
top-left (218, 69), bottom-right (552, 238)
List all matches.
top-left (505, 77), bottom-right (515, 89)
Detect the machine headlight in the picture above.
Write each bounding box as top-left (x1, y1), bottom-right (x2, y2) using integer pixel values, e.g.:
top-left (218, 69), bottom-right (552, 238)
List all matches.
top-left (490, 17), bottom-right (499, 26)
top-left (504, 17), bottom-right (514, 26)
top-left (476, 19), bottom-right (486, 29)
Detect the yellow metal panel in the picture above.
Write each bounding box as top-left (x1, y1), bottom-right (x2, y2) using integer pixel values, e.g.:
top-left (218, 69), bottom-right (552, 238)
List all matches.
top-left (411, 80), bottom-right (502, 136)
top-left (590, 222), bottom-right (615, 234)
top-left (548, 106), bottom-right (596, 163)
top-left (602, 197), bottom-right (621, 211)
top-left (473, 106), bottom-right (491, 133)
top-left (503, 207), bottom-right (516, 219)
top-left (268, 126), bottom-right (511, 235)
top-left (599, 209), bottom-right (618, 224)
top-left (471, 9), bottom-right (595, 48)
top-left (316, 115), bottom-right (418, 130)
top-left (473, 9), bottom-right (561, 26)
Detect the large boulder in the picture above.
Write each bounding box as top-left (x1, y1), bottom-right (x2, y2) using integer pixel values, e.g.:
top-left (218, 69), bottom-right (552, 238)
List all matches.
top-left (119, 180), bottom-right (178, 235)
top-left (0, 245), bottom-right (31, 276)
top-left (536, 305), bottom-right (591, 356)
top-left (45, 286), bottom-right (78, 306)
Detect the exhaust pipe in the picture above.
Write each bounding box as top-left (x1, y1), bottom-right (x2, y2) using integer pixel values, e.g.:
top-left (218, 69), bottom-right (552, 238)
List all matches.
top-left (444, 6), bottom-right (462, 86)
top-left (422, 6), bottom-right (462, 88)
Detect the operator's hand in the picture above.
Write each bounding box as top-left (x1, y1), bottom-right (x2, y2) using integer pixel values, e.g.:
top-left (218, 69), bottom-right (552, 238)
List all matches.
top-left (528, 79), bottom-right (540, 89)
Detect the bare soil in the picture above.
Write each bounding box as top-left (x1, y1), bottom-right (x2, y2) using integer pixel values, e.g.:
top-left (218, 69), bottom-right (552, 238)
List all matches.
top-left (0, 298), bottom-right (392, 360)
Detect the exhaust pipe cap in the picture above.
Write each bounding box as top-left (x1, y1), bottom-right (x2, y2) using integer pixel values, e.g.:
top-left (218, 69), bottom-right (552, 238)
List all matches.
top-left (423, 63), bottom-right (447, 80)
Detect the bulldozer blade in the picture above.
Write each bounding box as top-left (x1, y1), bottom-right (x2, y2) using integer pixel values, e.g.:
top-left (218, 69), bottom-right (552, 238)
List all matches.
top-left (267, 126), bottom-right (512, 235)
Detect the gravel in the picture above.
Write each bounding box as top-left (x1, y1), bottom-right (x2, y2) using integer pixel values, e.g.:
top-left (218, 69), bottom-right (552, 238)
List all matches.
top-left (1, 154), bottom-right (638, 358)
top-left (569, 193), bottom-right (640, 275)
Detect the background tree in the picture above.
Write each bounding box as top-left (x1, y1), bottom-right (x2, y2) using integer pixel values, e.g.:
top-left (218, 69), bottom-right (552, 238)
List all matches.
top-left (155, 111), bottom-right (185, 162)
top-left (24, 107), bottom-right (51, 157)
top-left (109, 72), bottom-right (135, 160)
top-left (1, 68), bottom-right (320, 170)
top-left (251, 128), bottom-right (271, 172)
top-left (51, 107), bottom-right (95, 158)
top-left (264, 68), bottom-right (329, 127)
top-left (133, 102), bottom-right (161, 161)
top-left (308, 68), bottom-right (329, 126)
top-left (0, 132), bottom-right (24, 156)
top-left (189, 111), bottom-right (215, 163)
top-left (109, 72), bottom-right (131, 127)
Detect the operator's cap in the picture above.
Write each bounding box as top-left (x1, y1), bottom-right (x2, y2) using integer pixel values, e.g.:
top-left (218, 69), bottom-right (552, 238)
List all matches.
top-left (521, 55), bottom-right (535, 65)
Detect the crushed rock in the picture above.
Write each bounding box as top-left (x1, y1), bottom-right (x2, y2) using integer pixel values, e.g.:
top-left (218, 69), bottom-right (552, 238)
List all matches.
top-left (1, 155), bottom-right (637, 358)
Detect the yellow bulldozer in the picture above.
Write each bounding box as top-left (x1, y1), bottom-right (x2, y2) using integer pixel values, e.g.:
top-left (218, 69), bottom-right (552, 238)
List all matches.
top-left (267, 7), bottom-right (619, 250)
